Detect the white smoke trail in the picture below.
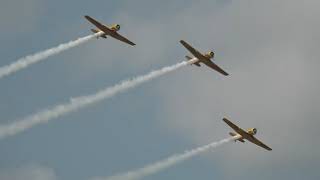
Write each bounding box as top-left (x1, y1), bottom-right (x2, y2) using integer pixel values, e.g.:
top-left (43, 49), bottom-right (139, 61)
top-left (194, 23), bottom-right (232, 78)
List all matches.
top-left (92, 137), bottom-right (235, 180)
top-left (0, 60), bottom-right (196, 139)
top-left (0, 32), bottom-right (103, 79)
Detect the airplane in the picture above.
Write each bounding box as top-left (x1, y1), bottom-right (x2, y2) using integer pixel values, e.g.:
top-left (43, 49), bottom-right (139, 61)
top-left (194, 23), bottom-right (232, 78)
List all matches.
top-left (223, 117), bottom-right (272, 151)
top-left (84, 15), bottom-right (135, 46)
top-left (180, 40), bottom-right (229, 76)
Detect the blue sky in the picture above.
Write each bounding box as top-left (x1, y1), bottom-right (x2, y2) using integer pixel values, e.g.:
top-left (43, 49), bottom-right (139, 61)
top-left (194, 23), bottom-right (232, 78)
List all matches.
top-left (0, 0), bottom-right (320, 180)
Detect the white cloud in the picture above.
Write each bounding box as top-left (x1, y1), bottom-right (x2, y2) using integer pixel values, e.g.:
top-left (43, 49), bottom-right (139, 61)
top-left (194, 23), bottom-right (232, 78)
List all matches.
top-left (0, 164), bottom-right (57, 180)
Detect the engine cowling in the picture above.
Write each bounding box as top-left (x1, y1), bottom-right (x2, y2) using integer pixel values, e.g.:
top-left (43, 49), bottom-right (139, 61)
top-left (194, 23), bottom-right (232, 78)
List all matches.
top-left (206, 51), bottom-right (214, 59)
top-left (247, 128), bottom-right (257, 135)
top-left (111, 24), bottom-right (120, 31)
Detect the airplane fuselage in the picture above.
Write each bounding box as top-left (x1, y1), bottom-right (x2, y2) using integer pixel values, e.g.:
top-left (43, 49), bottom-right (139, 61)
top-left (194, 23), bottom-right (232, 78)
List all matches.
top-left (91, 29), bottom-right (107, 38)
top-left (187, 57), bottom-right (200, 65)
top-left (90, 24), bottom-right (120, 39)
top-left (229, 132), bottom-right (244, 142)
top-left (186, 57), bottom-right (214, 66)
top-left (185, 51), bottom-right (215, 66)
top-left (229, 128), bottom-right (257, 142)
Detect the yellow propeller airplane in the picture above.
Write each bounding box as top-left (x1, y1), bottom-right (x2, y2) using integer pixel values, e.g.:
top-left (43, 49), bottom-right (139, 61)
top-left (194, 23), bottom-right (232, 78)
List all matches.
top-left (180, 40), bottom-right (229, 76)
top-left (84, 15), bottom-right (135, 46)
top-left (223, 118), bottom-right (272, 151)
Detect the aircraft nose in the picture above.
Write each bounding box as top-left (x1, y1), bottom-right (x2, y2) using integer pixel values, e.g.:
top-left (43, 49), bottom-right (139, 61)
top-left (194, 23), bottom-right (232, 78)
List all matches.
top-left (210, 51), bottom-right (214, 58)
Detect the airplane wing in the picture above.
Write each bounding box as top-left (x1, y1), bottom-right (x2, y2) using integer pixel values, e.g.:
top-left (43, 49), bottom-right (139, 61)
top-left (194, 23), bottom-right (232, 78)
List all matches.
top-left (109, 32), bottom-right (136, 46)
top-left (246, 136), bottom-right (272, 151)
top-left (84, 15), bottom-right (135, 46)
top-left (223, 118), bottom-right (248, 135)
top-left (180, 40), bottom-right (228, 76)
top-left (180, 40), bottom-right (205, 60)
top-left (85, 16), bottom-right (112, 34)
top-left (201, 60), bottom-right (229, 76)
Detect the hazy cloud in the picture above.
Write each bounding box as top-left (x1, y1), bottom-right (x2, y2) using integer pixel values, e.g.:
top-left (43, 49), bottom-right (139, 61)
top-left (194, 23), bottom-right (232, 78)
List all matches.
top-left (0, 164), bottom-right (57, 180)
top-left (0, 0), bottom-right (44, 36)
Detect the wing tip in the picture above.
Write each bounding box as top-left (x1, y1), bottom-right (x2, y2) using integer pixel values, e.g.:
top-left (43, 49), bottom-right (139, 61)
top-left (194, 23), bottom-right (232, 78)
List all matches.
top-left (127, 42), bottom-right (136, 46)
top-left (84, 15), bottom-right (93, 22)
top-left (179, 40), bottom-right (188, 46)
top-left (222, 117), bottom-right (231, 124)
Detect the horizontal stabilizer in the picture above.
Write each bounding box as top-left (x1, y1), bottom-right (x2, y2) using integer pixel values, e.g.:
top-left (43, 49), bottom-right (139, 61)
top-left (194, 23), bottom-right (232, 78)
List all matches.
top-left (91, 29), bottom-right (99, 33)
top-left (194, 62), bottom-right (201, 67)
top-left (185, 56), bottom-right (201, 66)
top-left (185, 55), bottom-right (192, 60)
